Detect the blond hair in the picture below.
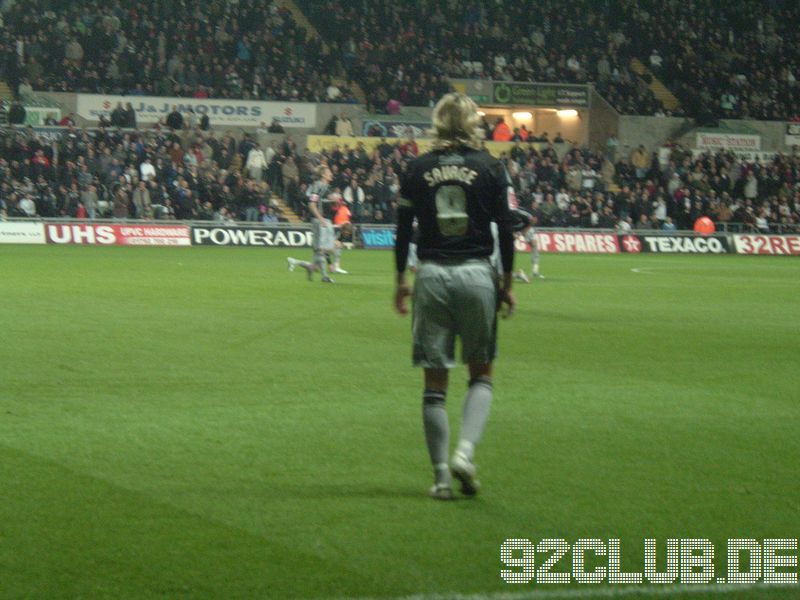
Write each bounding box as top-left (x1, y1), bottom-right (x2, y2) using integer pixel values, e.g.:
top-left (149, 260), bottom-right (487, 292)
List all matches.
top-left (429, 92), bottom-right (484, 151)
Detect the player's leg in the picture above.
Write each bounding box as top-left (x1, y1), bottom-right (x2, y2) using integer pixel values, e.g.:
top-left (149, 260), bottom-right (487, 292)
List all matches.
top-left (332, 244), bottom-right (348, 274)
top-left (461, 362), bottom-right (493, 461)
top-left (318, 224), bottom-right (335, 282)
top-left (423, 367), bottom-right (451, 499)
top-left (299, 220), bottom-right (324, 280)
top-left (531, 239), bottom-right (542, 278)
top-left (450, 361), bottom-right (493, 496)
top-left (287, 256), bottom-right (315, 276)
top-left (413, 262), bottom-right (456, 499)
top-left (313, 250), bottom-right (331, 281)
top-left (451, 261), bottom-right (498, 496)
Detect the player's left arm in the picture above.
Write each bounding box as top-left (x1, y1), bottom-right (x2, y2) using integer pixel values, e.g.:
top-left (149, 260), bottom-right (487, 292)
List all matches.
top-left (492, 163), bottom-right (517, 316)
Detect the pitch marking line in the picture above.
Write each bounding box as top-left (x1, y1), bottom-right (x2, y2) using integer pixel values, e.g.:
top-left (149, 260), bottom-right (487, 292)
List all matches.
top-left (342, 582), bottom-right (793, 600)
top-left (631, 268), bottom-right (656, 274)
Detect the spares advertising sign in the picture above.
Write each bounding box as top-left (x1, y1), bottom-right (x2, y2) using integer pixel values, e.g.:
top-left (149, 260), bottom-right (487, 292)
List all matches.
top-left (45, 223), bottom-right (190, 245)
top-left (618, 234), bottom-right (730, 254)
top-left (534, 232), bottom-right (619, 254)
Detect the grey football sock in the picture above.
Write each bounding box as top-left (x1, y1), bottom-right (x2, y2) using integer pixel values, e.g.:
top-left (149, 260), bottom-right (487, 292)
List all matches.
top-left (457, 377), bottom-right (493, 461)
top-left (423, 390), bottom-right (451, 485)
top-left (296, 260), bottom-right (313, 271)
top-left (314, 254), bottom-right (330, 278)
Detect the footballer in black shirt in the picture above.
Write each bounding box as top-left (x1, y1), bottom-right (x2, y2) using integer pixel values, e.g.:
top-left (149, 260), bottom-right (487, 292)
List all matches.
top-left (394, 93), bottom-right (516, 501)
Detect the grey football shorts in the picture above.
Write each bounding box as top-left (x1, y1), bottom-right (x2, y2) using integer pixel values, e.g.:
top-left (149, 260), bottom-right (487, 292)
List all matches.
top-left (412, 258), bottom-right (498, 368)
top-left (312, 219), bottom-right (335, 251)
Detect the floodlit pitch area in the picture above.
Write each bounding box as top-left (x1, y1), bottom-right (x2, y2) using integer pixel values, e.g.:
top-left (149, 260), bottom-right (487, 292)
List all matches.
top-left (1, 246), bottom-right (799, 600)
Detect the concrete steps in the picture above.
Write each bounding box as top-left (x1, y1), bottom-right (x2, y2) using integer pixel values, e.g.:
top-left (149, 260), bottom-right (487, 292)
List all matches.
top-left (272, 196), bottom-right (304, 224)
top-left (630, 58), bottom-right (680, 111)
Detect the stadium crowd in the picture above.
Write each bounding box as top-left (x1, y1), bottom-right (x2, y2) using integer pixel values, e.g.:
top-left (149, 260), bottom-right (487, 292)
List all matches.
top-left (0, 124), bottom-right (302, 222)
top-left (299, 0), bottom-right (799, 120)
top-left (0, 0), bottom-right (357, 104)
top-left (2, 0), bottom-right (798, 121)
top-left (297, 0), bottom-right (668, 116)
top-left (498, 141), bottom-right (800, 233)
top-left (627, 0), bottom-right (800, 122)
top-left (0, 121), bottom-right (420, 225)
top-left (1, 120), bottom-right (798, 233)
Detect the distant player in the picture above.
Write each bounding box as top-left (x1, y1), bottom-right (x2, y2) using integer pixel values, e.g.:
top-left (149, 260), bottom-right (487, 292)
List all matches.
top-left (394, 92), bottom-right (516, 500)
top-left (513, 214), bottom-right (543, 283)
top-left (287, 167), bottom-right (336, 283)
top-left (330, 221), bottom-right (352, 275)
top-left (490, 207), bottom-right (534, 280)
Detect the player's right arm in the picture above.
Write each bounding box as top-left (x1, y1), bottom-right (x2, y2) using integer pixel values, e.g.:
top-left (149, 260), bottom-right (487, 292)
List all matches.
top-left (394, 172), bottom-right (415, 314)
top-left (308, 192), bottom-right (327, 223)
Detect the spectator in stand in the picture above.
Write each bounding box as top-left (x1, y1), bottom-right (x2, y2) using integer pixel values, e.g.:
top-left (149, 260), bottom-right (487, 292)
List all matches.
top-left (110, 103), bottom-right (126, 128)
top-left (400, 134), bottom-right (418, 158)
top-left (343, 177), bottom-right (365, 222)
top-left (492, 118), bottom-right (512, 142)
top-left (246, 145), bottom-right (267, 182)
top-left (631, 145), bottom-right (650, 180)
top-left (17, 78), bottom-right (33, 99)
top-left (124, 103), bottom-right (137, 129)
top-left (132, 180), bottom-right (152, 219)
top-left (140, 157), bottom-right (156, 182)
top-left (267, 119), bottom-right (285, 134)
top-left (333, 198), bottom-right (351, 225)
top-left (112, 187), bottom-right (130, 219)
top-left (616, 216), bottom-right (633, 233)
top-left (262, 205), bottom-right (279, 223)
top-left (335, 113), bottom-right (354, 137)
top-left (80, 184), bottom-right (99, 219)
top-left (166, 107), bottom-right (183, 131)
top-left (19, 193), bottom-right (36, 216)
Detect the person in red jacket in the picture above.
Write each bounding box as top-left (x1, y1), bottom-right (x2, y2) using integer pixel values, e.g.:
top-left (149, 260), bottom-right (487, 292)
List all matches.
top-left (492, 118), bottom-right (512, 141)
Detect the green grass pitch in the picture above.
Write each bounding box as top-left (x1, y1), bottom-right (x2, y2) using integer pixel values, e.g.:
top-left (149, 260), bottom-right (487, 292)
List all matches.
top-left (1, 246), bottom-right (799, 599)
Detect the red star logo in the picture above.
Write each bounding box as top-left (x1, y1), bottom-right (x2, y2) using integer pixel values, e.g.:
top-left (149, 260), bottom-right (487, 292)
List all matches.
top-left (622, 235), bottom-right (642, 253)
